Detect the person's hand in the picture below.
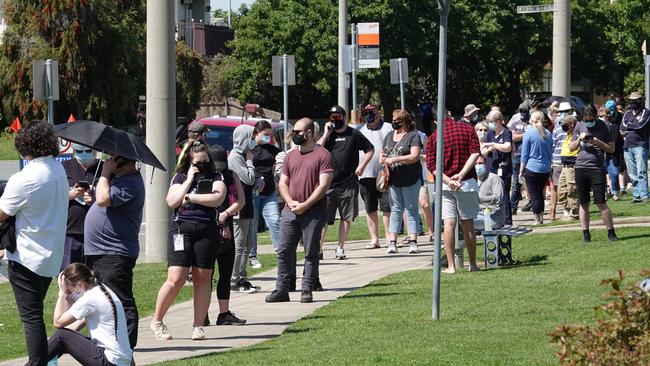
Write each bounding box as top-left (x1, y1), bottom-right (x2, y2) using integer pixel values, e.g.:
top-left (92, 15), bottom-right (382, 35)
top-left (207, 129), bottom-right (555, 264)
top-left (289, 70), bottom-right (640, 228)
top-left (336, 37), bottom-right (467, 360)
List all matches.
top-left (448, 179), bottom-right (461, 191)
top-left (291, 202), bottom-right (308, 215)
top-left (245, 151), bottom-right (254, 161)
top-left (187, 165), bottom-right (199, 181)
top-left (69, 186), bottom-right (84, 200)
top-left (450, 173), bottom-right (463, 182)
top-left (57, 273), bottom-right (68, 297)
top-left (83, 191), bottom-right (93, 204)
top-left (579, 132), bottom-right (587, 141)
top-left (218, 211), bottom-right (229, 224)
top-left (355, 166), bottom-right (364, 176)
top-left (324, 121), bottom-right (334, 134)
top-left (221, 226), bottom-right (231, 240)
top-left (102, 157), bottom-right (118, 176)
top-left (287, 200), bottom-right (300, 211)
top-left (379, 152), bottom-right (387, 165)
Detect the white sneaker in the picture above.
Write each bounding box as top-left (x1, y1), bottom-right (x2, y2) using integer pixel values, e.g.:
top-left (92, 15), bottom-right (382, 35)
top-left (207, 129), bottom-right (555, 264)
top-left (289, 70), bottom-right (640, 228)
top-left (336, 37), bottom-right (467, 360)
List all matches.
top-left (249, 257), bottom-right (262, 269)
top-left (408, 242), bottom-right (419, 254)
top-left (191, 326), bottom-right (205, 340)
top-left (335, 246), bottom-right (346, 260)
top-left (387, 242), bottom-right (398, 254)
top-left (150, 320), bottom-right (172, 340)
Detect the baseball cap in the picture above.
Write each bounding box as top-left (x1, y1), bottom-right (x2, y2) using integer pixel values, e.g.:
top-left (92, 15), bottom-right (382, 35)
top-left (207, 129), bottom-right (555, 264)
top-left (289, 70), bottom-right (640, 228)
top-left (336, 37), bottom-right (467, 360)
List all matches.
top-left (188, 121), bottom-right (207, 133)
top-left (328, 105), bottom-right (346, 116)
top-left (518, 102), bottom-right (530, 112)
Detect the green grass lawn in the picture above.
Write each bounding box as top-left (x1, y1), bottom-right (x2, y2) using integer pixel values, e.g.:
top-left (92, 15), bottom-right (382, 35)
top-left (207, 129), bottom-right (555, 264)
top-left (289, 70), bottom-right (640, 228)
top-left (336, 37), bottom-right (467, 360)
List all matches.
top-left (0, 131), bottom-right (18, 160)
top-left (157, 226), bottom-right (650, 366)
top-left (0, 252), bottom-right (285, 361)
top-left (538, 193), bottom-right (650, 227)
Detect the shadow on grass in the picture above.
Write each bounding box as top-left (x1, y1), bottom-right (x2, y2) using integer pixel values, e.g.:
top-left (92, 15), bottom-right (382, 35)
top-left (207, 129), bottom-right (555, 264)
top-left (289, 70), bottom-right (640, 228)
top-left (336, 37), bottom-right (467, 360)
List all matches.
top-left (617, 233), bottom-right (650, 241)
top-left (137, 345), bottom-right (231, 352)
top-left (341, 292), bottom-right (412, 299)
top-left (324, 287), bottom-right (361, 292)
top-left (365, 282), bottom-right (397, 288)
top-left (247, 321), bottom-right (294, 326)
top-left (518, 254), bottom-right (549, 267)
top-left (284, 327), bottom-right (317, 334)
top-left (216, 334), bottom-right (279, 340)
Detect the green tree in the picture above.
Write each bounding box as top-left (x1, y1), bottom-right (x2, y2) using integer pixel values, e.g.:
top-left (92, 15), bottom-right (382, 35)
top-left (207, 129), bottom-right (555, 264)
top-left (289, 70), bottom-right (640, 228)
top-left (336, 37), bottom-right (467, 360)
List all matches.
top-left (0, 0), bottom-right (146, 127)
top-left (176, 42), bottom-right (204, 119)
top-left (202, 54), bottom-right (236, 103)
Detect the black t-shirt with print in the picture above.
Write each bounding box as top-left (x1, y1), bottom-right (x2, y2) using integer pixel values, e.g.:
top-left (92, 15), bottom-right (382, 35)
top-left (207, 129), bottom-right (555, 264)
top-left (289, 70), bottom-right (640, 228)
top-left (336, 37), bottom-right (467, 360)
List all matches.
top-left (323, 127), bottom-right (374, 188)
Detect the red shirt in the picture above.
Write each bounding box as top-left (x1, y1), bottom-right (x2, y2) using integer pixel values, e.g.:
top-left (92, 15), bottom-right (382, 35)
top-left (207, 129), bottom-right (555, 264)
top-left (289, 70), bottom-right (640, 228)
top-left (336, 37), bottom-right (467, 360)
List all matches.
top-left (426, 119), bottom-right (480, 181)
top-left (281, 146), bottom-right (334, 210)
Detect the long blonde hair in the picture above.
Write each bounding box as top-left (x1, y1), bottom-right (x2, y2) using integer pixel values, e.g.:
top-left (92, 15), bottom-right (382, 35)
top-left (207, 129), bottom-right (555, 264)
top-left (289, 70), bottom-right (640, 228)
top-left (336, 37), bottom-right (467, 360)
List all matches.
top-left (530, 110), bottom-right (547, 139)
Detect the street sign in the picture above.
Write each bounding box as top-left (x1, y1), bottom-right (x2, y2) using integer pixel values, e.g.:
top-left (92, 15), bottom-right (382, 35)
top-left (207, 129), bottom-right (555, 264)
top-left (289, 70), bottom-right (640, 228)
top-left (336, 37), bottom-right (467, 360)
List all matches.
top-left (390, 58), bottom-right (408, 85)
top-left (357, 22), bottom-right (380, 68)
top-left (516, 4), bottom-right (554, 14)
top-left (272, 55), bottom-right (296, 86)
top-left (342, 45), bottom-right (357, 73)
top-left (32, 60), bottom-right (59, 101)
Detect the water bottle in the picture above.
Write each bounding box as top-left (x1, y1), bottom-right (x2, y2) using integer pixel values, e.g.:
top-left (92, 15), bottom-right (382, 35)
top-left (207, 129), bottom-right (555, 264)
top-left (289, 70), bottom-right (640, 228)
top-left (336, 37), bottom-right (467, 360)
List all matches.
top-left (483, 208), bottom-right (493, 231)
top-left (47, 356), bottom-right (58, 366)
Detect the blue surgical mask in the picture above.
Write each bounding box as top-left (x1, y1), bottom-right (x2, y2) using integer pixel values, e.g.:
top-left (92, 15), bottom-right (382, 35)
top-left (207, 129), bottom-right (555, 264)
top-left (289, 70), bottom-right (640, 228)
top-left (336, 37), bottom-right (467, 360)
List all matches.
top-left (585, 120), bottom-right (596, 128)
top-left (475, 164), bottom-right (487, 176)
top-left (472, 114), bottom-right (479, 122)
top-left (75, 150), bottom-right (96, 166)
top-left (260, 135), bottom-right (271, 144)
top-left (488, 122), bottom-right (496, 130)
top-left (248, 140), bottom-right (257, 150)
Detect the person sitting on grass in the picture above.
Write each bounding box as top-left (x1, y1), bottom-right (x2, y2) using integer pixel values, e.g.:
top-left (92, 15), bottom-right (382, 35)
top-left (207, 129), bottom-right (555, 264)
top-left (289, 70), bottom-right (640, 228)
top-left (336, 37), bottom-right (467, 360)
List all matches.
top-left (48, 263), bottom-right (132, 366)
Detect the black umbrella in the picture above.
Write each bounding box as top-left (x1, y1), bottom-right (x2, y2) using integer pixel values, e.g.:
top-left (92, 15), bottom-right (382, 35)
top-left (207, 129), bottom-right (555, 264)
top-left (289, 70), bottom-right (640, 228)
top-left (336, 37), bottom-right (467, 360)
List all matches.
top-left (53, 120), bottom-right (167, 171)
top-left (542, 95), bottom-right (570, 106)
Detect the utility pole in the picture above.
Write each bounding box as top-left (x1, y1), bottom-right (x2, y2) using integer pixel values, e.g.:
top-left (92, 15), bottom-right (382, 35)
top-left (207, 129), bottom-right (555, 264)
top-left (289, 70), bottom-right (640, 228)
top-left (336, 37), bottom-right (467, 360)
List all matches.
top-left (338, 0), bottom-right (348, 114)
top-left (433, 0), bottom-right (451, 321)
top-left (145, 0), bottom-right (176, 263)
top-left (552, 0), bottom-right (571, 97)
top-left (351, 24), bottom-right (358, 127)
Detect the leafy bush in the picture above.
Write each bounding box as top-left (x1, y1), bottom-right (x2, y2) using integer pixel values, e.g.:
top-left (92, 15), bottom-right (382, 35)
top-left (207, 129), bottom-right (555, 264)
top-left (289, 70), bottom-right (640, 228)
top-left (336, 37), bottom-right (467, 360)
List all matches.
top-left (549, 269), bottom-right (650, 365)
top-left (0, 130), bottom-right (18, 160)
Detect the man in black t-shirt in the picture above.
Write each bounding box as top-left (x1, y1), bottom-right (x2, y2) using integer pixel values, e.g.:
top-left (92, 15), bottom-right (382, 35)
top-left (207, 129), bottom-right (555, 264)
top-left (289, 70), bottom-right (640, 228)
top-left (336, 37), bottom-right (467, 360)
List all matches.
top-left (317, 106), bottom-right (374, 260)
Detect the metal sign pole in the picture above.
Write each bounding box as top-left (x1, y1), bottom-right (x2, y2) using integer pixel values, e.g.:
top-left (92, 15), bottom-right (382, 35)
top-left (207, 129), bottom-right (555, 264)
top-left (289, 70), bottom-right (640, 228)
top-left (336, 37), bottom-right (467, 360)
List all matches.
top-left (433, 0), bottom-right (451, 321)
top-left (351, 24), bottom-right (358, 127)
top-left (45, 59), bottom-right (54, 124)
top-left (398, 58), bottom-right (405, 109)
top-left (645, 55), bottom-right (650, 110)
top-left (282, 54), bottom-right (289, 151)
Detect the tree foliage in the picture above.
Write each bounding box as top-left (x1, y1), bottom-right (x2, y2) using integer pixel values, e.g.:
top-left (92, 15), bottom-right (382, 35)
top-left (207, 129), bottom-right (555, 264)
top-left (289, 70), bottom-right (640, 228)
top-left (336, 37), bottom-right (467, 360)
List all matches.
top-left (0, 0), bottom-right (146, 127)
top-left (176, 42), bottom-right (204, 119)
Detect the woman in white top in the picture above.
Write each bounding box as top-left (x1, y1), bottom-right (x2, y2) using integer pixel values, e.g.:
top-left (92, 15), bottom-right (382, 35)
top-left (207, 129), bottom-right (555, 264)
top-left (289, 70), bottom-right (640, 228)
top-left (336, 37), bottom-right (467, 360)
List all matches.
top-left (48, 263), bottom-right (132, 366)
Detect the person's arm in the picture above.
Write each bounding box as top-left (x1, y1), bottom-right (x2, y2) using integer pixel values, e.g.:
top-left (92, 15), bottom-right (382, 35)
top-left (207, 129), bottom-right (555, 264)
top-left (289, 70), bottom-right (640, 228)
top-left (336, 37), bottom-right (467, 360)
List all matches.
top-left (53, 273), bottom-right (80, 329)
top-left (95, 159), bottom-right (118, 207)
top-left (569, 133), bottom-right (583, 152)
top-left (166, 171), bottom-right (197, 208)
top-left (219, 174), bottom-right (245, 224)
top-left (184, 180), bottom-right (226, 208)
top-left (317, 122), bottom-right (334, 146)
top-left (387, 145), bottom-right (420, 165)
top-left (0, 209), bottom-right (8, 222)
top-left (278, 173), bottom-right (295, 208)
top-left (355, 148), bottom-right (374, 175)
top-left (450, 152), bottom-right (480, 182)
top-left (493, 141), bottom-right (512, 153)
top-left (228, 153), bottom-right (256, 186)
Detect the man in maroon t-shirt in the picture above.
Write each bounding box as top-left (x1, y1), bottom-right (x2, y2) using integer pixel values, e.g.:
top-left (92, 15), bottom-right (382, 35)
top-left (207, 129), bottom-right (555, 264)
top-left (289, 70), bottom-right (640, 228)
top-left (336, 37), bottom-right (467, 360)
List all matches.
top-left (426, 118), bottom-right (481, 273)
top-left (266, 118), bottom-right (334, 304)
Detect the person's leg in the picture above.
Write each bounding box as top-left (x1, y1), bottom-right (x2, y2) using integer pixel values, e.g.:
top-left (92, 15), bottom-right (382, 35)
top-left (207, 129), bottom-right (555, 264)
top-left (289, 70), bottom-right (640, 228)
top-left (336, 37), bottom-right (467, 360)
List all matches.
top-left (388, 185), bottom-right (405, 242)
top-left (549, 167), bottom-right (561, 220)
top-left (459, 219), bottom-right (478, 269)
top-left (419, 184), bottom-right (434, 236)
top-left (190, 267), bottom-right (213, 327)
top-left (596, 203), bottom-right (615, 229)
top-left (249, 193), bottom-right (261, 258)
top-left (403, 181), bottom-right (421, 241)
top-left (275, 211), bottom-right (300, 292)
top-left (635, 146), bottom-right (649, 199)
top-left (336, 180), bottom-right (359, 251)
top-left (511, 159), bottom-right (521, 212)
top-left (235, 219), bottom-right (254, 281)
top-left (606, 158), bottom-right (620, 197)
top-left (523, 169), bottom-right (543, 220)
top-left (443, 218), bottom-right (456, 272)
top-left (558, 167), bottom-right (569, 215)
top-left (153, 266), bottom-right (191, 321)
top-left (300, 209), bottom-right (327, 293)
top-left (8, 261), bottom-right (51, 366)
top-left (321, 189), bottom-right (337, 247)
top-left (86, 255), bottom-right (138, 349)
top-left (359, 178), bottom-right (380, 246)
top-left (231, 219), bottom-right (246, 286)
top-left (590, 169), bottom-right (616, 232)
top-left (261, 193), bottom-right (282, 251)
top-left (566, 167), bottom-right (579, 218)
top-left (366, 211), bottom-right (380, 245)
top-left (579, 202), bottom-right (590, 230)
top-left (215, 237), bottom-right (235, 311)
top-left (48, 328), bottom-right (113, 366)
top-left (624, 148), bottom-right (639, 199)
top-left (574, 168), bottom-right (592, 241)
top-left (501, 174), bottom-right (513, 225)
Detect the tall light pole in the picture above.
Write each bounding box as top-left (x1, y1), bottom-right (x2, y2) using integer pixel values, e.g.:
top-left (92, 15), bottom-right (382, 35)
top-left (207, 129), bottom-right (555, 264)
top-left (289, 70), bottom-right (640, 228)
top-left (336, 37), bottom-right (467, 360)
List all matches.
top-left (146, 0), bottom-right (176, 263)
top-left (338, 0), bottom-right (348, 114)
top-left (432, 0), bottom-right (451, 321)
top-left (552, 0), bottom-right (571, 97)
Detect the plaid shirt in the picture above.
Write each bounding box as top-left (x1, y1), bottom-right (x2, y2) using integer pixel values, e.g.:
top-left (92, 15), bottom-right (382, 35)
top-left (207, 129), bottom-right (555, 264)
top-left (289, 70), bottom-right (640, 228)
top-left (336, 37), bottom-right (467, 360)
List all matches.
top-left (426, 119), bottom-right (480, 181)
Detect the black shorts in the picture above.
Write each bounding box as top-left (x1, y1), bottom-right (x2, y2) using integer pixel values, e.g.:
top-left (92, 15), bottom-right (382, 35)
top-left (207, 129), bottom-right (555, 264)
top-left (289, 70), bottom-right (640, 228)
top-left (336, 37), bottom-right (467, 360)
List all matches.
top-left (167, 221), bottom-right (218, 269)
top-left (326, 178), bottom-right (359, 225)
top-left (575, 168), bottom-right (607, 205)
top-left (359, 178), bottom-right (391, 214)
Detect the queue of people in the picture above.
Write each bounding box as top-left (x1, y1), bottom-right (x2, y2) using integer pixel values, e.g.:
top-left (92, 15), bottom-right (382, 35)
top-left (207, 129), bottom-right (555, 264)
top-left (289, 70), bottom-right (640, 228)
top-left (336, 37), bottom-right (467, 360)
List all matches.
top-left (1, 91), bottom-right (647, 365)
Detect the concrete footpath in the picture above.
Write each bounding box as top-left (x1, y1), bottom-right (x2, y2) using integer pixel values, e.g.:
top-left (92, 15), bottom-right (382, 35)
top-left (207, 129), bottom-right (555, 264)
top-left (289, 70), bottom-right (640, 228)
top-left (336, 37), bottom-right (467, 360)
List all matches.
top-left (1, 208), bottom-right (648, 365)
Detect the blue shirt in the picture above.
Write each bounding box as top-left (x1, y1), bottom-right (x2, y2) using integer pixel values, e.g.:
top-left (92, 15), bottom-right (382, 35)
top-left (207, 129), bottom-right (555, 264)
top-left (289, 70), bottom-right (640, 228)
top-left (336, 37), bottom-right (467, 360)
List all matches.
top-left (84, 172), bottom-right (145, 259)
top-left (521, 127), bottom-right (553, 173)
top-left (485, 128), bottom-right (512, 176)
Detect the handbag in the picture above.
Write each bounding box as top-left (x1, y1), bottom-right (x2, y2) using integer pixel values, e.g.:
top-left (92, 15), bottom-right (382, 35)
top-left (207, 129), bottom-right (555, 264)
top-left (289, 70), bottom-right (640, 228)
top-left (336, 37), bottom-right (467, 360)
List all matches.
top-left (0, 216), bottom-right (16, 253)
top-left (376, 164), bottom-right (390, 192)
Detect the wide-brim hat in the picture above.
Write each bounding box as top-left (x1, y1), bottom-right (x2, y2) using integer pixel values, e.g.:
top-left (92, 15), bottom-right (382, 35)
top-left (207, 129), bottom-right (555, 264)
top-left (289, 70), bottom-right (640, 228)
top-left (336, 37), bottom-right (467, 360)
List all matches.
top-left (627, 92), bottom-right (643, 101)
top-left (558, 102), bottom-right (573, 112)
top-left (463, 104), bottom-right (480, 117)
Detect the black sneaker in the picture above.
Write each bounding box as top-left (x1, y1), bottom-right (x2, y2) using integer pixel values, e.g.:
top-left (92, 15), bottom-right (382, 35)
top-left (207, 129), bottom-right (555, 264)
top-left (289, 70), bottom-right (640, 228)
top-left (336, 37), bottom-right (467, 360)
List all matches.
top-left (265, 289), bottom-right (290, 303)
top-left (608, 233), bottom-right (618, 242)
top-left (300, 290), bottom-right (313, 303)
top-left (583, 234), bottom-right (591, 243)
top-left (216, 311), bottom-right (247, 326)
top-left (237, 279), bottom-right (260, 294)
top-left (318, 252), bottom-right (323, 260)
top-left (313, 279), bottom-right (324, 292)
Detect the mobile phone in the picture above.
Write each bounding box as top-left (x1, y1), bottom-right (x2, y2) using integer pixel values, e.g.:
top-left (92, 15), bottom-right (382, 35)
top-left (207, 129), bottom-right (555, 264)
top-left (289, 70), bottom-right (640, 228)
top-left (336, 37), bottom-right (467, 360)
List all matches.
top-left (584, 134), bottom-right (594, 140)
top-left (197, 179), bottom-right (213, 194)
top-left (77, 181), bottom-right (90, 190)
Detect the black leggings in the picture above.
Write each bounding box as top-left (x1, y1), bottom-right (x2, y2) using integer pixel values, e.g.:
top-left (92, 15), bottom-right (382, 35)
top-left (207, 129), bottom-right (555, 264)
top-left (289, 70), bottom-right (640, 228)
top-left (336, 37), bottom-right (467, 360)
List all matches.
top-left (524, 169), bottom-right (550, 215)
top-left (212, 221), bottom-right (235, 300)
top-left (48, 328), bottom-right (116, 366)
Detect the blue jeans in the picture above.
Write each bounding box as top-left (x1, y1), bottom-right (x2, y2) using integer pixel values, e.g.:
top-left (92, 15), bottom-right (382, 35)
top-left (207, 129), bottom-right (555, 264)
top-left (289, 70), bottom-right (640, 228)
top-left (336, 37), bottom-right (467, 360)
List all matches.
top-left (389, 182), bottom-right (421, 235)
top-left (624, 146), bottom-right (649, 200)
top-left (606, 157), bottom-right (620, 195)
top-left (511, 157), bottom-right (522, 210)
top-left (251, 192), bottom-right (281, 256)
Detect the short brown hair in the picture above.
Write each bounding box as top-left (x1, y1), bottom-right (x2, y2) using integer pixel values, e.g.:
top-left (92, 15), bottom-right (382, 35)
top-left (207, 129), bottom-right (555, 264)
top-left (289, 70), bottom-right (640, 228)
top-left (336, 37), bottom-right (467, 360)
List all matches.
top-left (392, 109), bottom-right (415, 131)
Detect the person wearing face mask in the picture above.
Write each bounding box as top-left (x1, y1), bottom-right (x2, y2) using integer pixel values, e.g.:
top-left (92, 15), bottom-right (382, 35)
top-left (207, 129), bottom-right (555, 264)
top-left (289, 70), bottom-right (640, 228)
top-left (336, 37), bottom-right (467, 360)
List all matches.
top-left (84, 152), bottom-right (144, 350)
top-left (620, 92), bottom-right (650, 203)
top-left (569, 104), bottom-right (618, 242)
top-left (357, 104), bottom-right (394, 249)
top-left (557, 115), bottom-right (579, 221)
top-left (508, 101), bottom-right (533, 215)
top-left (519, 111), bottom-right (553, 225)
top-left (482, 110), bottom-right (513, 225)
top-left (474, 155), bottom-right (504, 230)
top-left (176, 121), bottom-right (208, 167)
top-left (461, 104), bottom-right (480, 126)
top-left (475, 121), bottom-right (489, 147)
top-left (151, 142), bottom-right (226, 341)
top-left (227, 125), bottom-right (260, 292)
top-left (60, 144), bottom-right (102, 271)
top-left (248, 120), bottom-right (281, 269)
top-left (48, 263), bottom-right (132, 366)
top-left (266, 118), bottom-right (334, 304)
top-left (317, 105), bottom-right (374, 260)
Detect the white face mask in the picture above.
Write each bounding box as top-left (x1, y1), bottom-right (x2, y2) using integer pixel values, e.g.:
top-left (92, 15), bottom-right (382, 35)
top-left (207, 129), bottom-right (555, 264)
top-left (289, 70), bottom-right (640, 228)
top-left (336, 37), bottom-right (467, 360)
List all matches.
top-left (68, 291), bottom-right (83, 302)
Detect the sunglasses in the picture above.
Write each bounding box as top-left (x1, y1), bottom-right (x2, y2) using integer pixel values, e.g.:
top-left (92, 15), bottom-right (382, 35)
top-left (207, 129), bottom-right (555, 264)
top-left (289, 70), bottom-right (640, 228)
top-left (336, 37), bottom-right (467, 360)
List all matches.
top-left (476, 129), bottom-right (487, 132)
top-left (75, 149), bottom-right (93, 154)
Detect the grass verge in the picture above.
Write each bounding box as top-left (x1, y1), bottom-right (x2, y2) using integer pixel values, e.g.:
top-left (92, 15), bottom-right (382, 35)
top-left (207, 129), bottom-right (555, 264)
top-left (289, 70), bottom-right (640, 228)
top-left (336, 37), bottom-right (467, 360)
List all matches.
top-left (157, 226), bottom-right (650, 366)
top-left (0, 252), bottom-right (283, 361)
top-left (538, 193), bottom-right (649, 227)
top-left (0, 131), bottom-right (18, 160)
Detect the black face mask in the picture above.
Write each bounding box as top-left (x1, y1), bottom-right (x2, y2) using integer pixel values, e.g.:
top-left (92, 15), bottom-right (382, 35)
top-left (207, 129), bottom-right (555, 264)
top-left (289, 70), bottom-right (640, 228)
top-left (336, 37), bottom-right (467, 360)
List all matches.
top-left (520, 111), bottom-right (530, 122)
top-left (391, 120), bottom-right (402, 130)
top-left (561, 124), bottom-right (569, 132)
top-left (333, 120), bottom-right (345, 129)
top-left (630, 102), bottom-right (641, 110)
top-left (292, 132), bottom-right (307, 146)
top-left (193, 161), bottom-right (210, 174)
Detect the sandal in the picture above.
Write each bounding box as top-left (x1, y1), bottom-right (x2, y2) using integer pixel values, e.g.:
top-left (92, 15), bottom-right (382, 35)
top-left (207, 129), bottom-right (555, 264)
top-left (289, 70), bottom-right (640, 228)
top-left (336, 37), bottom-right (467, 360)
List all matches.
top-left (365, 242), bottom-right (380, 249)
